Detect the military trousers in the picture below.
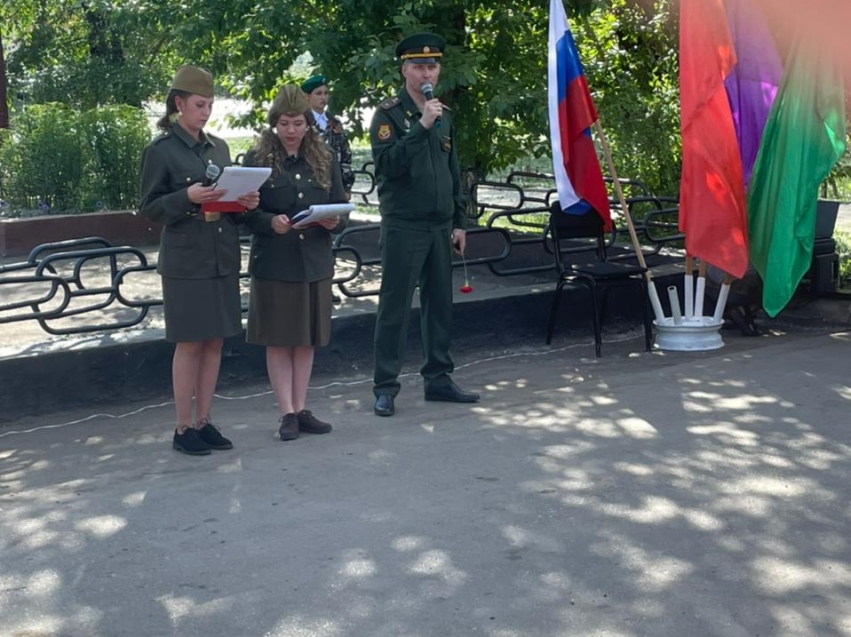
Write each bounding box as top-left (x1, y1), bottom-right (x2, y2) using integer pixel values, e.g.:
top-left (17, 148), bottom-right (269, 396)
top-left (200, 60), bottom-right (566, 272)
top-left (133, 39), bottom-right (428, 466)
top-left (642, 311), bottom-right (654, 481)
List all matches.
top-left (373, 224), bottom-right (455, 397)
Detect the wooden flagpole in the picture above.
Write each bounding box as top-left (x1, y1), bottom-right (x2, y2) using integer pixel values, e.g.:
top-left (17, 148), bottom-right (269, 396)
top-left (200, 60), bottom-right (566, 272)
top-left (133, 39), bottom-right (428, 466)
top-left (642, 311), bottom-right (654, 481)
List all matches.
top-left (593, 120), bottom-right (665, 322)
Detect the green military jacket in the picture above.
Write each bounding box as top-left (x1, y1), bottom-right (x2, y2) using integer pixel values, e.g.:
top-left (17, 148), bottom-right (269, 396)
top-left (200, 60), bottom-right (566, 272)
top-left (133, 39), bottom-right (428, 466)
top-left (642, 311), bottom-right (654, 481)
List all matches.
top-left (369, 87), bottom-right (466, 230)
top-left (138, 124), bottom-right (241, 279)
top-left (242, 149), bottom-right (348, 283)
top-left (314, 113), bottom-right (355, 193)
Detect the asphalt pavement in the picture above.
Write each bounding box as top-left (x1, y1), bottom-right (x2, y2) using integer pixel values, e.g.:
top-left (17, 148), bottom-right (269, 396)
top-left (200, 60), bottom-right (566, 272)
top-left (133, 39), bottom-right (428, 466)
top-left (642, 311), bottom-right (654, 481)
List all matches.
top-left (2, 320), bottom-right (850, 637)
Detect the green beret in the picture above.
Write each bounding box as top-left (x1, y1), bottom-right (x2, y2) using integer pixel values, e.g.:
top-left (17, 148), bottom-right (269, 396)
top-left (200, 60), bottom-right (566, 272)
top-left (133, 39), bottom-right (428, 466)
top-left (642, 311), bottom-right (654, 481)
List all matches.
top-left (171, 65), bottom-right (214, 98)
top-left (396, 32), bottom-right (446, 64)
top-left (267, 84), bottom-right (311, 126)
top-left (301, 75), bottom-right (327, 94)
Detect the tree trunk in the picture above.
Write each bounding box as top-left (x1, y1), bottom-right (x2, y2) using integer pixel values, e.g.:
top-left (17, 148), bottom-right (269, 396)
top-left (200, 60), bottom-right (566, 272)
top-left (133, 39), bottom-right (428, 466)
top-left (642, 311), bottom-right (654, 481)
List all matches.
top-left (0, 24), bottom-right (9, 130)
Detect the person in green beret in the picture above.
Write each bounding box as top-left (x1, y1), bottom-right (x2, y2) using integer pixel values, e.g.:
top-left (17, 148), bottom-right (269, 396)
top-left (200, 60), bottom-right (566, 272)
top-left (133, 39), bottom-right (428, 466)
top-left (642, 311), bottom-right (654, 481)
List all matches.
top-left (369, 32), bottom-right (480, 417)
top-left (242, 85), bottom-right (348, 441)
top-left (139, 65), bottom-right (260, 456)
top-left (301, 74), bottom-right (355, 199)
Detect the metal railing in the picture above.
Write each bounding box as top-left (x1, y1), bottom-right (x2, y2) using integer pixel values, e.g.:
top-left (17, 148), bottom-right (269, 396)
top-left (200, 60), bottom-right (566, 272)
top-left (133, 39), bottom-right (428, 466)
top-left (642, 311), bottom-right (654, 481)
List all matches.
top-left (1, 166), bottom-right (681, 337)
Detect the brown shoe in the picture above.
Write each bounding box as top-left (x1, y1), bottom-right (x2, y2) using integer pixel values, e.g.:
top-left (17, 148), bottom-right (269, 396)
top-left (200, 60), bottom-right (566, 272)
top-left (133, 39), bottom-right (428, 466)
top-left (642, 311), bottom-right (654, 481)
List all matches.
top-left (278, 413), bottom-right (299, 441)
top-left (297, 410), bottom-right (332, 434)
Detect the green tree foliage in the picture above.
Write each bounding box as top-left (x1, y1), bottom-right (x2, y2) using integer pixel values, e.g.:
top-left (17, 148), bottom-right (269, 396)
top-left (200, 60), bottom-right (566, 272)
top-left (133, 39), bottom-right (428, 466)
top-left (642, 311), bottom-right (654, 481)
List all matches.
top-left (577, 0), bottom-right (680, 196)
top-left (170, 0), bottom-right (680, 193)
top-left (0, 0), bottom-right (39, 128)
top-left (4, 0), bottom-right (175, 109)
top-left (3, 0), bottom-right (682, 196)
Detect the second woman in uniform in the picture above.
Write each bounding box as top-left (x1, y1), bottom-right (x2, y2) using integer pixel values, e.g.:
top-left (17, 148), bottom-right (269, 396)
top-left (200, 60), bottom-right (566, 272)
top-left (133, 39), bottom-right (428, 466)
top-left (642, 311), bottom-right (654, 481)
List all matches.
top-left (243, 85), bottom-right (348, 441)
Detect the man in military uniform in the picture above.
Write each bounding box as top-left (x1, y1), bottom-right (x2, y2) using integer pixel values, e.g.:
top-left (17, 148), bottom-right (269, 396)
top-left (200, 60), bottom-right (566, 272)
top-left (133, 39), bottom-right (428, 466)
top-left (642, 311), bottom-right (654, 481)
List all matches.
top-left (301, 74), bottom-right (355, 198)
top-left (370, 32), bottom-right (480, 417)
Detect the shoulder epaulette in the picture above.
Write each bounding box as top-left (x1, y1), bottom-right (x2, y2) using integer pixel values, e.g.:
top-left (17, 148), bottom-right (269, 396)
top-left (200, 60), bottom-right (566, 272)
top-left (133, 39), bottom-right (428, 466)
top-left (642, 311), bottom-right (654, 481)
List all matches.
top-left (380, 97), bottom-right (401, 110)
top-left (152, 131), bottom-right (172, 144)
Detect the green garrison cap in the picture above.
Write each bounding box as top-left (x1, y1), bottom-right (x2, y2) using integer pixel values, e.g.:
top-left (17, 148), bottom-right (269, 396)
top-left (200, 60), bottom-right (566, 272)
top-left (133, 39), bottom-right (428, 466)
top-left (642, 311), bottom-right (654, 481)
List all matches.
top-left (170, 65), bottom-right (214, 97)
top-left (267, 85), bottom-right (311, 125)
top-left (301, 74), bottom-right (327, 94)
top-left (395, 32), bottom-right (446, 64)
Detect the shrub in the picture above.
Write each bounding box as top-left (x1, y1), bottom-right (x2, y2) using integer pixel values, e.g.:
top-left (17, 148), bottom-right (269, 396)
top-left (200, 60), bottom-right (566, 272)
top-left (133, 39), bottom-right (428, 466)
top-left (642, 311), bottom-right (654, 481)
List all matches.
top-left (80, 106), bottom-right (150, 211)
top-left (835, 229), bottom-right (851, 287)
top-left (0, 103), bottom-right (149, 215)
top-left (0, 103), bottom-right (86, 213)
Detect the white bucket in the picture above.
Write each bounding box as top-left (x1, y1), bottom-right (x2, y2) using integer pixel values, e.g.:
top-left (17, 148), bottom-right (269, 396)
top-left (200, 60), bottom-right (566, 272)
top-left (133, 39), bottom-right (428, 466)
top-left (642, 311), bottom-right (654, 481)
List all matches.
top-left (653, 316), bottom-right (724, 351)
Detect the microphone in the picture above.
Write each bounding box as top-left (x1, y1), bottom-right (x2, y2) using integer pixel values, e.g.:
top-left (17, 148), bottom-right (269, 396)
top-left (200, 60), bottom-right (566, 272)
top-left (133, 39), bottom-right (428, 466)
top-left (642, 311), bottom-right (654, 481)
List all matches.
top-left (420, 83), bottom-right (441, 128)
top-left (203, 163), bottom-right (221, 187)
top-left (201, 163), bottom-right (222, 222)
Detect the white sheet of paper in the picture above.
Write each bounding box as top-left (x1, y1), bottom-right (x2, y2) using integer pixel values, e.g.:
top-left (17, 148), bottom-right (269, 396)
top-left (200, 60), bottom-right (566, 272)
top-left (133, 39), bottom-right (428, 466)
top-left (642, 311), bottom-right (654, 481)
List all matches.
top-left (211, 167), bottom-right (272, 202)
top-left (290, 203), bottom-right (355, 229)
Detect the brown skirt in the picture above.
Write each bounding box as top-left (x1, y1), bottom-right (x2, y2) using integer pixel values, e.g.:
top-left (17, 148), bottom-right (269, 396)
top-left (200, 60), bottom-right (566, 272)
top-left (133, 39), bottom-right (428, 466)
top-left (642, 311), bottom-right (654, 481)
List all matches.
top-left (246, 277), bottom-right (333, 347)
top-left (162, 275), bottom-right (242, 343)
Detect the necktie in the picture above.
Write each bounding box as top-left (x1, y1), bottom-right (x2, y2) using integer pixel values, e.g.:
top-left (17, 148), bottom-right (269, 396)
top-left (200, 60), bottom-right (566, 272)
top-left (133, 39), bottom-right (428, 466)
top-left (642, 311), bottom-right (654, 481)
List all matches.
top-left (314, 111), bottom-right (327, 131)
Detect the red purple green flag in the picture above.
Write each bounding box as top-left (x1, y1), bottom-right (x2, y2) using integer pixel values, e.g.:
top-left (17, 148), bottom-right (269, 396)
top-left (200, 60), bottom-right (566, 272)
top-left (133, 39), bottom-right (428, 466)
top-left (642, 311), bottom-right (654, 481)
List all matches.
top-left (747, 38), bottom-right (846, 317)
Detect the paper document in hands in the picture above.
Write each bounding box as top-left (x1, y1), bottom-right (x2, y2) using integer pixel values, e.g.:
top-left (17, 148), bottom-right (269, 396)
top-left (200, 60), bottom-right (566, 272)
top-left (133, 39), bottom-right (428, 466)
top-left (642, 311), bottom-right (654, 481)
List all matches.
top-left (290, 203), bottom-right (355, 229)
top-left (211, 167), bottom-right (272, 202)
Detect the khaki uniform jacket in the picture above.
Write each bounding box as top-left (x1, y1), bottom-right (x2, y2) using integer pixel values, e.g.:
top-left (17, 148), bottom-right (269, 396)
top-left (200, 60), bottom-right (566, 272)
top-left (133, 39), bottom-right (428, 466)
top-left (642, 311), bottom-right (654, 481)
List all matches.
top-left (369, 88), bottom-right (466, 230)
top-left (138, 124), bottom-right (241, 279)
top-left (242, 149), bottom-right (348, 283)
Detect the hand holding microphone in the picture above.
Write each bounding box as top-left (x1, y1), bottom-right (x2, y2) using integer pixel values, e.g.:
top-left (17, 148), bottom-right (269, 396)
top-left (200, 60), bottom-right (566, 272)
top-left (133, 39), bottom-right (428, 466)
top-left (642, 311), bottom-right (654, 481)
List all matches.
top-left (187, 164), bottom-right (227, 221)
top-left (187, 164), bottom-right (226, 205)
top-left (203, 163), bottom-right (221, 186)
top-left (420, 83), bottom-right (442, 129)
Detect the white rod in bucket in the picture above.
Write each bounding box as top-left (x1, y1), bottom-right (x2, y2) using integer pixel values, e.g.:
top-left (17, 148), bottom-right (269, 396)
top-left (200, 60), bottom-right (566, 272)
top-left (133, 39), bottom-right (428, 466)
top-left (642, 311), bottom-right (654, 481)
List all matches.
top-left (667, 286), bottom-right (683, 325)
top-left (684, 255), bottom-right (694, 319)
top-left (648, 284), bottom-right (665, 324)
top-left (712, 273), bottom-right (734, 323)
top-left (694, 261), bottom-right (707, 317)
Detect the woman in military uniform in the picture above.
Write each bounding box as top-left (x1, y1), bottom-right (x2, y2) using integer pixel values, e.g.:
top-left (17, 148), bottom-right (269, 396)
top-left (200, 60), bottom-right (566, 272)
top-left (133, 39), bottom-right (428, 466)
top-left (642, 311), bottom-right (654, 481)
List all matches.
top-left (139, 65), bottom-right (259, 456)
top-left (301, 75), bottom-right (355, 198)
top-left (242, 84), bottom-right (348, 441)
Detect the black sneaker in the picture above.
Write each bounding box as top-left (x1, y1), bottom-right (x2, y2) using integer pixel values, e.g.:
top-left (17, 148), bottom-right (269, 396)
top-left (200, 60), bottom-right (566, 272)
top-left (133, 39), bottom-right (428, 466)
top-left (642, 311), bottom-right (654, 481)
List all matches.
top-left (278, 414), bottom-right (299, 441)
top-left (197, 421), bottom-right (233, 450)
top-left (173, 428), bottom-right (212, 456)
top-left (297, 410), bottom-right (332, 434)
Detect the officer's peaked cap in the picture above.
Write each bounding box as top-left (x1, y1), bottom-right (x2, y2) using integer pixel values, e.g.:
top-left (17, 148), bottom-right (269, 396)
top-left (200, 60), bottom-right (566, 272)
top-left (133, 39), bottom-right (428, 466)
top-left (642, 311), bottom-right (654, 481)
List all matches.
top-left (396, 32), bottom-right (445, 64)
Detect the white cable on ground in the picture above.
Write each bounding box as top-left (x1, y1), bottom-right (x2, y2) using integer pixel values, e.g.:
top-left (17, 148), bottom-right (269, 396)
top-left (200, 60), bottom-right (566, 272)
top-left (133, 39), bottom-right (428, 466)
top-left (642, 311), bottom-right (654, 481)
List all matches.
top-left (0, 333), bottom-right (645, 440)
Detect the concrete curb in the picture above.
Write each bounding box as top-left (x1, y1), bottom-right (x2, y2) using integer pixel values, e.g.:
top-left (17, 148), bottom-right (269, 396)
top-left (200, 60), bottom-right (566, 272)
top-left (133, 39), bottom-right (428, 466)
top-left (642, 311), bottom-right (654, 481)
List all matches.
top-left (4, 269), bottom-right (849, 425)
top-left (2, 279), bottom-right (657, 424)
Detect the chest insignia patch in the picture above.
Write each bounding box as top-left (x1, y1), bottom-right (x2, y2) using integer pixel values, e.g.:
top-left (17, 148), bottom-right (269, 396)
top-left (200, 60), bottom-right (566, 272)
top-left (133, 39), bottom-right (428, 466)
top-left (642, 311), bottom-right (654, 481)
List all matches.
top-left (377, 123), bottom-right (393, 141)
top-left (442, 137), bottom-right (452, 152)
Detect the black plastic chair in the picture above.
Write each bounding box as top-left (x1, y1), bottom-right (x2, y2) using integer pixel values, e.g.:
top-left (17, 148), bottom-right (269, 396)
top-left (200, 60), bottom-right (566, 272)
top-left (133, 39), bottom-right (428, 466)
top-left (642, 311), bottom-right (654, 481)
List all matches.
top-left (546, 201), bottom-right (653, 356)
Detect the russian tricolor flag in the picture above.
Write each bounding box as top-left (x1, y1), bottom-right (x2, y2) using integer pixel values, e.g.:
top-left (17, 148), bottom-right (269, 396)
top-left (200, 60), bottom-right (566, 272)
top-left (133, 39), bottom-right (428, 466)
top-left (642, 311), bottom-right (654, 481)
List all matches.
top-left (547, 0), bottom-right (611, 228)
